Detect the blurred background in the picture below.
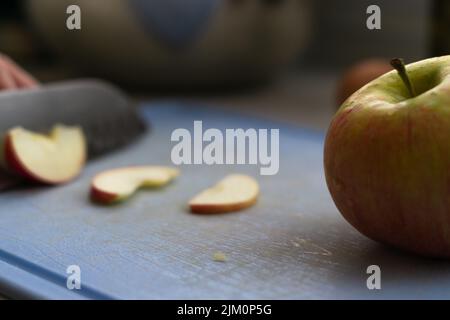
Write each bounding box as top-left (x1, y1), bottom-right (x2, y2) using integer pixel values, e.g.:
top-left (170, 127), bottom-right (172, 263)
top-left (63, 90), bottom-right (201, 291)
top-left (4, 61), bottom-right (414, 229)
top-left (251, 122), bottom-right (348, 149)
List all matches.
top-left (0, 0), bottom-right (434, 129)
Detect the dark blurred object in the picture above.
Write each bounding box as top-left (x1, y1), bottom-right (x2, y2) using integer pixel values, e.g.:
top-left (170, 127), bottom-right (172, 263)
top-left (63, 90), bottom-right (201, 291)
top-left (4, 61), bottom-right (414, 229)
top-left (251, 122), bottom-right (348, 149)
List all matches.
top-left (335, 58), bottom-right (392, 107)
top-left (0, 1), bottom-right (84, 83)
top-left (0, 23), bottom-right (35, 60)
top-left (0, 1), bottom-right (22, 19)
top-left (431, 0), bottom-right (450, 56)
top-left (26, 0), bottom-right (312, 89)
top-left (0, 169), bottom-right (22, 191)
top-left (303, 0), bottom-right (429, 69)
top-left (0, 80), bottom-right (146, 158)
top-left (0, 1), bottom-right (35, 60)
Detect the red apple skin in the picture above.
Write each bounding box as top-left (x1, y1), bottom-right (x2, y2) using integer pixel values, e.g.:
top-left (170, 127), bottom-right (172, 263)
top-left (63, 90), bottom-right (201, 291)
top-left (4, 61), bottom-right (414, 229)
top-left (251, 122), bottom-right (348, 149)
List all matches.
top-left (336, 59), bottom-right (392, 107)
top-left (325, 56), bottom-right (450, 258)
top-left (3, 133), bottom-right (84, 185)
top-left (3, 134), bottom-right (36, 180)
top-left (90, 187), bottom-right (120, 204)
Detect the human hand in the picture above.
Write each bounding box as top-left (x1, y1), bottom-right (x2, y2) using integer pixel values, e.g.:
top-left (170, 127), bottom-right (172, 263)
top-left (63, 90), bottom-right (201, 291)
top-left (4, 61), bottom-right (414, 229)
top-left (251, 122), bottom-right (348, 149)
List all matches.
top-left (0, 54), bottom-right (39, 90)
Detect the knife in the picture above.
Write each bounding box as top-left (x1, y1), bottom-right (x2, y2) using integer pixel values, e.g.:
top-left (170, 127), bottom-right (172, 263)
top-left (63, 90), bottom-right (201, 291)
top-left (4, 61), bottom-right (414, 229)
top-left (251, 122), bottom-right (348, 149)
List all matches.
top-left (0, 79), bottom-right (147, 158)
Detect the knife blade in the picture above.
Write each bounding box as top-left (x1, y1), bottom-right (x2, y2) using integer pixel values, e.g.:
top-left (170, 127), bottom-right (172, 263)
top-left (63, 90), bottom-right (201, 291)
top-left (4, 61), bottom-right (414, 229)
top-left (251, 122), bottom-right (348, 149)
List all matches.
top-left (0, 79), bottom-right (147, 158)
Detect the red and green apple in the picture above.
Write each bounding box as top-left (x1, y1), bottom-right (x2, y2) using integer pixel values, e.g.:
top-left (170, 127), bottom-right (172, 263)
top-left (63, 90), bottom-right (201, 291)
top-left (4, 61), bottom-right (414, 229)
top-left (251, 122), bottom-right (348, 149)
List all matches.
top-left (325, 56), bottom-right (450, 258)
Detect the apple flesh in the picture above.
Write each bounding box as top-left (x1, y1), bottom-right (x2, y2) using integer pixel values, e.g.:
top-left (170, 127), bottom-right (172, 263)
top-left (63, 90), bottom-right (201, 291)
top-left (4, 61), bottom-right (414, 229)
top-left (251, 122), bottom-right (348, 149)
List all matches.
top-left (325, 56), bottom-right (450, 258)
top-left (2, 125), bottom-right (86, 184)
top-left (189, 174), bottom-right (259, 214)
top-left (90, 166), bottom-right (179, 204)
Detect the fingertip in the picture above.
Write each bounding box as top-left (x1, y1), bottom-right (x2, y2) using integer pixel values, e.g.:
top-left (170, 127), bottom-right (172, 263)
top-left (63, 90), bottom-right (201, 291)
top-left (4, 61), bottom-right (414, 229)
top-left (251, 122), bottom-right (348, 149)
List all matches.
top-left (0, 69), bottom-right (18, 90)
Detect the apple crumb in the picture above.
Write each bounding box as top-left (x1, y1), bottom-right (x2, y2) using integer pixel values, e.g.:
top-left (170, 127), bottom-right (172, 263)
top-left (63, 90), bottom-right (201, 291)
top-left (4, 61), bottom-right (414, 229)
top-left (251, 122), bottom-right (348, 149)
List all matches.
top-left (212, 251), bottom-right (227, 262)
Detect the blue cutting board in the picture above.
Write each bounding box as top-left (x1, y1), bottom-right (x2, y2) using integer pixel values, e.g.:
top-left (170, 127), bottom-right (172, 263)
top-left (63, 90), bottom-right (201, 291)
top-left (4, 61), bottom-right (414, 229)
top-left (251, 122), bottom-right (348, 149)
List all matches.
top-left (1, 102), bottom-right (450, 300)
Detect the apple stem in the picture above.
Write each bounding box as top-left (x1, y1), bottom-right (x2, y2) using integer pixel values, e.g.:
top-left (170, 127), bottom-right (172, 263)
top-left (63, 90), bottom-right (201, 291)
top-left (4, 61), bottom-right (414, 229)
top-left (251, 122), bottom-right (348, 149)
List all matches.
top-left (390, 58), bottom-right (417, 98)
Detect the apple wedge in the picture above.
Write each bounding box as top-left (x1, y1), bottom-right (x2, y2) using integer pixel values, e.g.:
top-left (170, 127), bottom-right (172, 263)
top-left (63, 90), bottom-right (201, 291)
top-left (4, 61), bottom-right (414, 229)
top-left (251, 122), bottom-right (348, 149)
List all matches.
top-left (90, 166), bottom-right (179, 204)
top-left (189, 174), bottom-right (259, 214)
top-left (3, 125), bottom-right (86, 184)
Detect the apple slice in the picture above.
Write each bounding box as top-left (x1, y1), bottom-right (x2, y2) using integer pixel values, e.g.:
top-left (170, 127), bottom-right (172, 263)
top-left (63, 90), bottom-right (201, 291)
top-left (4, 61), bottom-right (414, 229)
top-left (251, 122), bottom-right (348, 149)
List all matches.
top-left (3, 125), bottom-right (86, 184)
top-left (90, 166), bottom-right (179, 204)
top-left (189, 174), bottom-right (259, 214)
